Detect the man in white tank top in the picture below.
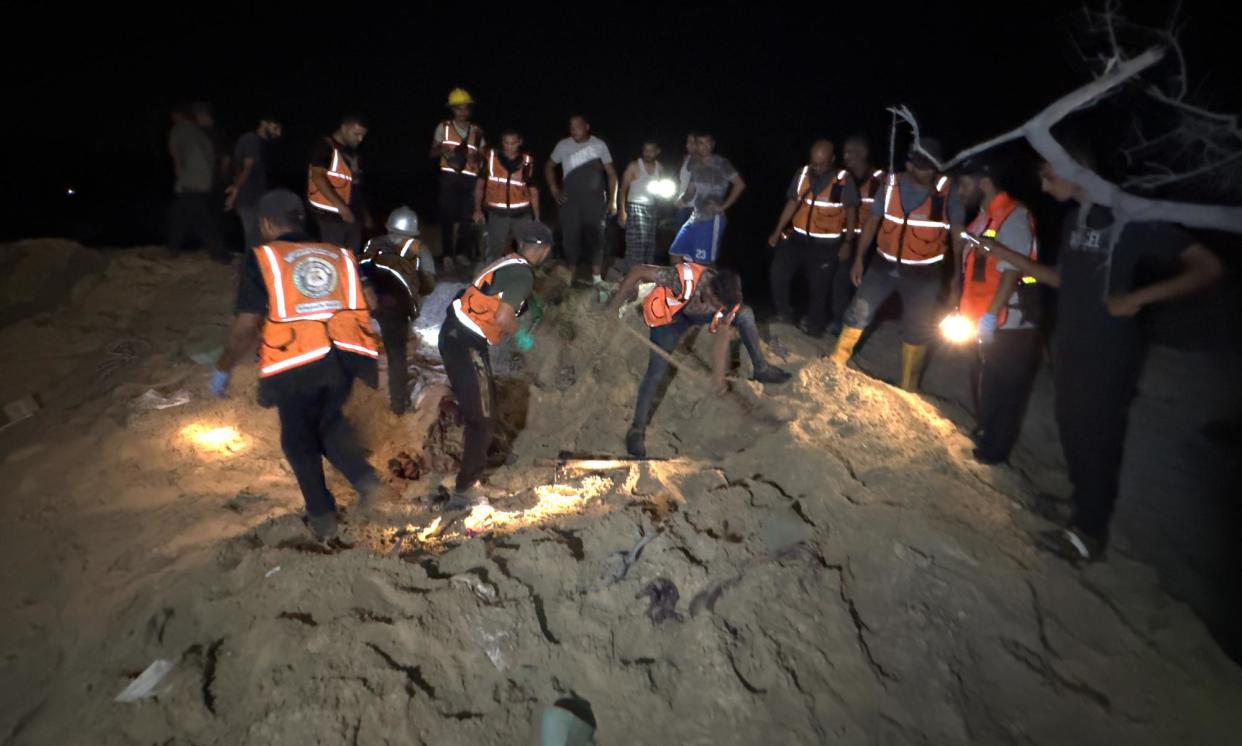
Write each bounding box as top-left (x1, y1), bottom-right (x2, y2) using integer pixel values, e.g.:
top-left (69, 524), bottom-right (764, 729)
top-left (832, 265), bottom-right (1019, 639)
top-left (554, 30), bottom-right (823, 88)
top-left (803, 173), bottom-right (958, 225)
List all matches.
top-left (618, 139), bottom-right (665, 270)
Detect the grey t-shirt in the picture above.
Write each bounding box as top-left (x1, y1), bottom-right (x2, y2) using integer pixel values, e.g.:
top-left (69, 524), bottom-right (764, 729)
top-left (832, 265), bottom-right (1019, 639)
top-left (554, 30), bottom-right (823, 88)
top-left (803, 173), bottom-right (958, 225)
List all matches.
top-left (551, 136), bottom-right (613, 196)
top-left (871, 173), bottom-right (965, 226)
top-left (170, 121), bottom-right (215, 194)
top-left (232, 132), bottom-right (268, 208)
top-left (687, 155), bottom-right (738, 217)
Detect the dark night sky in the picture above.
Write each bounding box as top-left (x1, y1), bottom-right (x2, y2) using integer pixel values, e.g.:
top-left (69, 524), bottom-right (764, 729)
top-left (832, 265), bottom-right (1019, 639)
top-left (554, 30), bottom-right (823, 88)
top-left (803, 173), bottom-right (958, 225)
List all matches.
top-left (10, 0), bottom-right (1237, 271)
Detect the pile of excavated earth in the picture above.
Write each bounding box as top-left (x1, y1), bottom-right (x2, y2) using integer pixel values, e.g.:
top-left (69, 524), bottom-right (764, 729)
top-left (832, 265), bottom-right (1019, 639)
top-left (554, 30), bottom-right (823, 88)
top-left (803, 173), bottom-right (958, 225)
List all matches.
top-left (1, 242), bottom-right (1239, 745)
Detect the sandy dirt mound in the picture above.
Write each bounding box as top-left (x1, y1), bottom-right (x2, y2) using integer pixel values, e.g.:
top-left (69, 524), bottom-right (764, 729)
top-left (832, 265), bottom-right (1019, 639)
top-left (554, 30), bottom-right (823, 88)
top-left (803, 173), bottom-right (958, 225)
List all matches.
top-left (1, 250), bottom-right (1240, 745)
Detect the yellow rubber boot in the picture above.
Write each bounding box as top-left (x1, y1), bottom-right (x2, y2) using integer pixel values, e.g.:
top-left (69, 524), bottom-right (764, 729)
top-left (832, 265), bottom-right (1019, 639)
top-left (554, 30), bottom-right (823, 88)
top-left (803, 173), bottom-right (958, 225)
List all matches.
top-left (829, 326), bottom-right (864, 366)
top-left (900, 343), bottom-right (927, 391)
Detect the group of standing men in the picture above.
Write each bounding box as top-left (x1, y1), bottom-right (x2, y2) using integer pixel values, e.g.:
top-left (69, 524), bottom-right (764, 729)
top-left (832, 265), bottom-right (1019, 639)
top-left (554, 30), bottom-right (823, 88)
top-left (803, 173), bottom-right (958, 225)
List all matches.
top-left (205, 89), bottom-right (1225, 569)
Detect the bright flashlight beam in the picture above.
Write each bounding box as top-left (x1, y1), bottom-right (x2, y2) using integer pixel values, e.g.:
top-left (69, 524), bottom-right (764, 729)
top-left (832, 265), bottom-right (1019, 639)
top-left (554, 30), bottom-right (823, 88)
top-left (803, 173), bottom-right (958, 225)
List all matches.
top-left (181, 424), bottom-right (246, 455)
top-left (939, 313), bottom-right (976, 344)
top-left (645, 178), bottom-right (678, 200)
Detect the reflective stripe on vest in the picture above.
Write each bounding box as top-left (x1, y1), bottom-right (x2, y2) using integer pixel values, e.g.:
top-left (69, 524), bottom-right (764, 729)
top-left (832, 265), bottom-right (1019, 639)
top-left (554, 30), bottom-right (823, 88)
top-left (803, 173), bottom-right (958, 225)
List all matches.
top-left (308, 141), bottom-right (354, 214)
top-left (441, 122), bottom-right (480, 175)
top-left (792, 167), bottom-right (848, 239)
top-left (255, 242), bottom-right (378, 376)
top-left (876, 173), bottom-right (951, 264)
top-left (485, 150), bottom-right (532, 210)
top-left (451, 255), bottom-right (531, 344)
top-left (960, 194), bottom-right (1039, 325)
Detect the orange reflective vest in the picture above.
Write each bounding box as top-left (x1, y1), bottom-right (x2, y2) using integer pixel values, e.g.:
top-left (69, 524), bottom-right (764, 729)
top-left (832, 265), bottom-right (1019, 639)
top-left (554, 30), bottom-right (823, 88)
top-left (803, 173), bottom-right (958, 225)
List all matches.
top-left (960, 193), bottom-right (1038, 328)
top-left (484, 150), bottom-right (534, 211)
top-left (855, 169), bottom-right (885, 234)
top-left (307, 139), bottom-right (353, 214)
top-left (440, 121), bottom-right (481, 176)
top-left (360, 237), bottom-right (423, 302)
top-left (790, 167), bottom-right (850, 239)
top-left (254, 241), bottom-right (379, 377)
top-left (451, 254), bottom-right (532, 345)
top-left (643, 261), bottom-right (710, 328)
top-left (876, 173), bottom-right (953, 265)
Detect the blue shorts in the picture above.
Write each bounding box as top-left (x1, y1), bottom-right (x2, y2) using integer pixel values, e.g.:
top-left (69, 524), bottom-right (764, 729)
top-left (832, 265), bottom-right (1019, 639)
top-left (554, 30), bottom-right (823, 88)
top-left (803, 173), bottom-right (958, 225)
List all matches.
top-left (669, 214), bottom-right (726, 265)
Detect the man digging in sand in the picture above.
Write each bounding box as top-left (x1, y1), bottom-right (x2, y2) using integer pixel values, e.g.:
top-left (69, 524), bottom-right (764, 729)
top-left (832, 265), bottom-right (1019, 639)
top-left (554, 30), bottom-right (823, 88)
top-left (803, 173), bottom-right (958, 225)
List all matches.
top-left (211, 189), bottom-right (385, 542)
top-left (438, 221), bottom-right (554, 511)
top-left (607, 262), bottom-right (792, 458)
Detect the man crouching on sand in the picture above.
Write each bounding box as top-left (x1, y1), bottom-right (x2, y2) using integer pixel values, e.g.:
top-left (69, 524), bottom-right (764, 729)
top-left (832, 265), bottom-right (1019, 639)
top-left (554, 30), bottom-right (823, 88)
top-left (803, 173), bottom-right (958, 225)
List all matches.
top-left (608, 262), bottom-right (792, 458)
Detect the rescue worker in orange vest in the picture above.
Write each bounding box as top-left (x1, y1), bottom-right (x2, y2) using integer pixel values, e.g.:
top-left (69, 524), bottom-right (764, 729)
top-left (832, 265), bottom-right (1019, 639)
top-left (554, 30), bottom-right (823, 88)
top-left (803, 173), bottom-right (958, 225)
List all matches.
top-left (472, 129), bottom-right (541, 262)
top-left (829, 138), bottom-right (967, 390)
top-left (954, 159), bottom-right (1043, 465)
top-left (307, 115), bottom-right (370, 253)
top-left (839, 135), bottom-right (886, 335)
top-left (431, 88), bottom-right (486, 271)
top-left (438, 221), bottom-right (553, 510)
top-left (212, 190), bottom-right (383, 542)
top-left (360, 206), bottom-right (437, 415)
top-left (608, 262), bottom-right (792, 458)
top-left (767, 139), bottom-right (859, 337)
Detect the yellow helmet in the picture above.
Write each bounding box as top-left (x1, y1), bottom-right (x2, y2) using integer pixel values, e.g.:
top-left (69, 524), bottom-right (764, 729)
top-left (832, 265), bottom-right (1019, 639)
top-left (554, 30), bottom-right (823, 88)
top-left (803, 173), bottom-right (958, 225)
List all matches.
top-left (447, 88), bottom-right (475, 107)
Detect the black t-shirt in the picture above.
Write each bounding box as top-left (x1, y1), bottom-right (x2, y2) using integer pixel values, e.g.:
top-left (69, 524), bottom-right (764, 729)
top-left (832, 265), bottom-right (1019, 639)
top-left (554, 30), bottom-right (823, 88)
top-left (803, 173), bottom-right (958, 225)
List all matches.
top-left (232, 132), bottom-right (268, 208)
top-left (310, 138), bottom-right (363, 210)
top-left (236, 233), bottom-right (377, 401)
top-left (1055, 204), bottom-right (1190, 363)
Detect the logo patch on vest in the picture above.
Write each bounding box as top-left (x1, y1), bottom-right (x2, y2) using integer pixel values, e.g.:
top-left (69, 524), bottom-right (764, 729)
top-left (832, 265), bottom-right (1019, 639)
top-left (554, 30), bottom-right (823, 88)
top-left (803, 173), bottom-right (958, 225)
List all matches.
top-left (292, 258), bottom-right (339, 298)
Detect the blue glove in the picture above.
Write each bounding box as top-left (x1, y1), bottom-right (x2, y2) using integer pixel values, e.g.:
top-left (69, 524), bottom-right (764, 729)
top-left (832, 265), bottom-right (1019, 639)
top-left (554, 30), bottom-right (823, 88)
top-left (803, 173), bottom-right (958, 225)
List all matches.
top-left (977, 313), bottom-right (998, 344)
top-left (513, 329), bottom-right (534, 352)
top-left (210, 369), bottom-right (232, 399)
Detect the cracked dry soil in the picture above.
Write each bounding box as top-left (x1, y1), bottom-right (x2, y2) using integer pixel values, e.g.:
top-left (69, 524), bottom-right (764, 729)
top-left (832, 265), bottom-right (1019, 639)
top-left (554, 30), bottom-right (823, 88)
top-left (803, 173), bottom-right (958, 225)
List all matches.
top-left (1, 250), bottom-right (1240, 745)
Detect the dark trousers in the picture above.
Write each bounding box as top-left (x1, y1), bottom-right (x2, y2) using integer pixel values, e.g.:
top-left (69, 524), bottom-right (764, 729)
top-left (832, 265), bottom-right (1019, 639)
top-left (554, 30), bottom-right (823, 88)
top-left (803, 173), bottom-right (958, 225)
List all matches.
top-left (843, 260), bottom-right (942, 345)
top-left (376, 307), bottom-right (412, 413)
top-left (439, 314), bottom-right (495, 492)
top-left (315, 213), bottom-right (362, 253)
top-left (169, 192), bottom-right (224, 257)
top-left (439, 173), bottom-right (478, 260)
top-left (1054, 341), bottom-right (1142, 543)
top-left (237, 205), bottom-right (261, 252)
top-left (485, 211), bottom-right (533, 261)
top-left (561, 193), bottom-right (607, 270)
top-left (971, 328), bottom-right (1041, 462)
top-left (275, 373), bottom-right (378, 518)
top-left (770, 236), bottom-right (849, 334)
top-left (631, 308), bottom-right (769, 429)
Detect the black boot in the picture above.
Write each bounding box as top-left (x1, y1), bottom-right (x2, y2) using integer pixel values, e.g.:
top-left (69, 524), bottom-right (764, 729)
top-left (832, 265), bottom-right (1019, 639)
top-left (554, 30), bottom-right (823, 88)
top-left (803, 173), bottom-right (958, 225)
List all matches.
top-left (625, 427), bottom-right (647, 459)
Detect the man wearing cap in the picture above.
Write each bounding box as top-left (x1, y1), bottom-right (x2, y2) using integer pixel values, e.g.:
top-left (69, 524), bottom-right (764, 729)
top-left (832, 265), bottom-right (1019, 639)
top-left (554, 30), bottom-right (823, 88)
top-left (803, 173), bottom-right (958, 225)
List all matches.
top-left (828, 138), bottom-right (966, 391)
top-left (955, 159), bottom-right (1042, 465)
top-left (767, 139), bottom-right (859, 337)
top-left (439, 221), bottom-right (554, 509)
top-left (360, 206), bottom-right (437, 414)
top-left (431, 88), bottom-right (486, 271)
top-left (211, 189), bottom-right (384, 542)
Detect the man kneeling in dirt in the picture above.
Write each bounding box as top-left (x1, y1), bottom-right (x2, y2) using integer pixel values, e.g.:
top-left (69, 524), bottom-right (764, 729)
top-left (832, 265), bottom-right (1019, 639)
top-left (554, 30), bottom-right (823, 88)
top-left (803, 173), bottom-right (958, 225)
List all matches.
top-left (439, 221), bottom-right (554, 510)
top-left (608, 262), bottom-right (792, 458)
top-left (211, 189), bottom-right (384, 542)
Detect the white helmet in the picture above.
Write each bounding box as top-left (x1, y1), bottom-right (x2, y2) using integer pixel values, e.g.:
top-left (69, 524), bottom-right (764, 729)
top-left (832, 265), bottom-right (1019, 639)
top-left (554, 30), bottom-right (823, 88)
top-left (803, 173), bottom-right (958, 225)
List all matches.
top-left (386, 206), bottom-right (420, 237)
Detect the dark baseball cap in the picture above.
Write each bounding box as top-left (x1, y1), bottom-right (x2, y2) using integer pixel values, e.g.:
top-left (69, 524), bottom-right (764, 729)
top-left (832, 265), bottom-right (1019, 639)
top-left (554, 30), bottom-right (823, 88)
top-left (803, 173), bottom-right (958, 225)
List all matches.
top-left (517, 221), bottom-right (554, 247)
top-left (258, 189), bottom-right (306, 226)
